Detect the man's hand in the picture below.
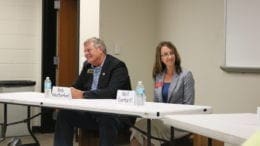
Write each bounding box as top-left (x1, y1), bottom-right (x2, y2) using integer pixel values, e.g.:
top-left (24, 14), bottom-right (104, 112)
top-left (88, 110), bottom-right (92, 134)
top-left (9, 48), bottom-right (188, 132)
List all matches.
top-left (71, 87), bottom-right (84, 99)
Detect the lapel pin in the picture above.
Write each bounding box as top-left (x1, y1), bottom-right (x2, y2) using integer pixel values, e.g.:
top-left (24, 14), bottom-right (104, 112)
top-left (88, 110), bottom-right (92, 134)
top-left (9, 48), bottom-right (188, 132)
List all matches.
top-left (87, 69), bottom-right (93, 74)
top-left (102, 72), bottom-right (106, 76)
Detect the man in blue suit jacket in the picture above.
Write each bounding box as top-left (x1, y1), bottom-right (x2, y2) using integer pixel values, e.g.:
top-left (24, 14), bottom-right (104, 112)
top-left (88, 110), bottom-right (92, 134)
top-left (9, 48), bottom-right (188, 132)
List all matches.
top-left (54, 37), bottom-right (131, 146)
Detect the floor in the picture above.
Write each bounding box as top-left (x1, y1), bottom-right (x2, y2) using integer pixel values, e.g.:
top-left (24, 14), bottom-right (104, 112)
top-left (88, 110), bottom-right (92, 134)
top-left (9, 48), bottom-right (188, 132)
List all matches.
top-left (0, 133), bottom-right (129, 146)
top-left (1, 133), bottom-right (62, 146)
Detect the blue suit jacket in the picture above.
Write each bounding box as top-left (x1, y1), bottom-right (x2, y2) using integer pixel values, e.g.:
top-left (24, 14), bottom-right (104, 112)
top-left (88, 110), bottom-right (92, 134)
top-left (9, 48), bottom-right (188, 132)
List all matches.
top-left (154, 69), bottom-right (195, 104)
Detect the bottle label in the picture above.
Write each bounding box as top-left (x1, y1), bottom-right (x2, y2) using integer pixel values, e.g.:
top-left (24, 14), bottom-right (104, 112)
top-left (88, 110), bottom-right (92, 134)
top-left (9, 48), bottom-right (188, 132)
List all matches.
top-left (45, 82), bottom-right (51, 89)
top-left (136, 88), bottom-right (144, 95)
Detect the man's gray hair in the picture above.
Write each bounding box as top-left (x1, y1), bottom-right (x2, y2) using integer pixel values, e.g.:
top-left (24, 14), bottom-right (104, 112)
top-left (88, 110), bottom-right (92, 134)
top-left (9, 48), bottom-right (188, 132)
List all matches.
top-left (84, 37), bottom-right (107, 54)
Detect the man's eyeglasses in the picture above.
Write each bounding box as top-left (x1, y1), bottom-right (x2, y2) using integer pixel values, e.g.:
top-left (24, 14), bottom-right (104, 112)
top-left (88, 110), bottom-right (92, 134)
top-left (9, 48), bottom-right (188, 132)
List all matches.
top-left (161, 52), bottom-right (174, 58)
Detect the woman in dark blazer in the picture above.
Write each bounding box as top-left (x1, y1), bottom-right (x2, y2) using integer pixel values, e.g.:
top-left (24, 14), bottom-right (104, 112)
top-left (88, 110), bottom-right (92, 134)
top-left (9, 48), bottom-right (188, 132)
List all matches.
top-left (130, 41), bottom-right (195, 146)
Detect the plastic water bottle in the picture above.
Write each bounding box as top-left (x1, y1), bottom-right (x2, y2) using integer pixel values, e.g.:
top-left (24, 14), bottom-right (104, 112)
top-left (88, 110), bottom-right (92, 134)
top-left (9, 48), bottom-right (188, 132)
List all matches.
top-left (44, 76), bottom-right (52, 97)
top-left (135, 81), bottom-right (146, 105)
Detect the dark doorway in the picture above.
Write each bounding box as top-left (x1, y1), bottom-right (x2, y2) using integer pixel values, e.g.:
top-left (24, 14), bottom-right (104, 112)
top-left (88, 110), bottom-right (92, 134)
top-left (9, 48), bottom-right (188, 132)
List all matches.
top-left (41, 0), bottom-right (79, 133)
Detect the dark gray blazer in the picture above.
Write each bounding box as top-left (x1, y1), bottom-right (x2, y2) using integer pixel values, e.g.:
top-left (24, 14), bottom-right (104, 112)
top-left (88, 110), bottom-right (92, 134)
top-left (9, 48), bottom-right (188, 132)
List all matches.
top-left (154, 69), bottom-right (194, 104)
top-left (72, 54), bottom-right (131, 99)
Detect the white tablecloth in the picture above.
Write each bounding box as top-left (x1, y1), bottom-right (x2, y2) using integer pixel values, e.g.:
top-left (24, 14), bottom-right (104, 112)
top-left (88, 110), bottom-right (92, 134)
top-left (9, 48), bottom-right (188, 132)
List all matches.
top-left (163, 113), bottom-right (260, 145)
top-left (0, 92), bottom-right (212, 119)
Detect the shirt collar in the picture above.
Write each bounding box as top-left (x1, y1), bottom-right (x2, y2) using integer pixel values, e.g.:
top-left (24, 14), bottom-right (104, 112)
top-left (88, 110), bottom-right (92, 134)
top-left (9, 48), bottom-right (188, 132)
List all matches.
top-left (91, 56), bottom-right (106, 69)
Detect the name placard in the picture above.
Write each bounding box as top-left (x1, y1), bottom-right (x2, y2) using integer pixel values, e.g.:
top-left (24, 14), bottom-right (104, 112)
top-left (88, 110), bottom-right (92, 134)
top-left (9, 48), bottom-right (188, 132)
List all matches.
top-left (52, 86), bottom-right (72, 99)
top-left (116, 90), bottom-right (135, 105)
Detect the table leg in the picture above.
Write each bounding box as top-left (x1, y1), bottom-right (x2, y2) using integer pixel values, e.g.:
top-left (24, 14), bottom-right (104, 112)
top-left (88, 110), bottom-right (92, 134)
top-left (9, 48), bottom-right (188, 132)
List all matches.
top-left (0, 103), bottom-right (7, 142)
top-left (27, 106), bottom-right (40, 146)
top-left (170, 126), bottom-right (175, 146)
top-left (147, 119), bottom-right (151, 146)
top-left (0, 104), bottom-right (40, 146)
top-left (208, 138), bottom-right (212, 146)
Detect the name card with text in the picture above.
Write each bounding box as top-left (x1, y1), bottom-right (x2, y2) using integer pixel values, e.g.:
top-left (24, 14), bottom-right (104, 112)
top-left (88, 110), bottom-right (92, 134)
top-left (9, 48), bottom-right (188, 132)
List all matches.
top-left (116, 90), bottom-right (135, 105)
top-left (52, 86), bottom-right (72, 99)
